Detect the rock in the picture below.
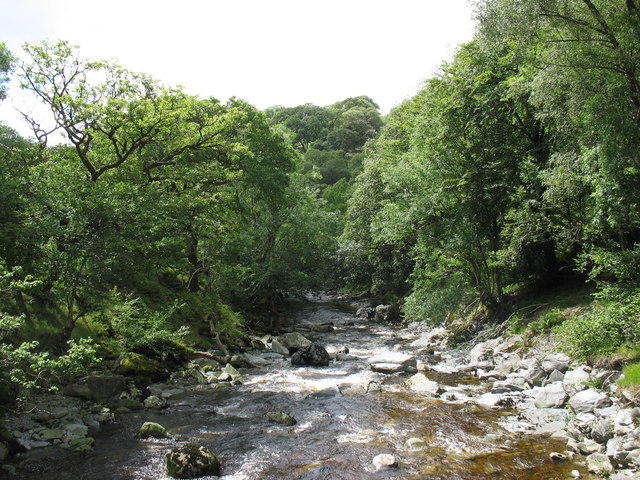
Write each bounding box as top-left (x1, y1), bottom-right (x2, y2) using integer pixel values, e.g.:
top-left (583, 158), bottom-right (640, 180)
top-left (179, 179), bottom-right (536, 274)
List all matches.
top-left (563, 367), bottom-right (590, 394)
top-left (355, 307), bottom-right (375, 319)
top-left (525, 368), bottom-right (547, 387)
top-left (0, 442), bottom-right (8, 462)
top-left (165, 443), bottom-right (221, 479)
top-left (475, 393), bottom-right (503, 408)
top-left (291, 344), bottom-right (331, 367)
top-left (63, 423), bottom-right (89, 437)
top-left (406, 437), bottom-right (428, 450)
top-left (269, 338), bottom-right (290, 355)
top-left (541, 354), bottom-right (571, 373)
top-left (569, 389), bottom-right (613, 413)
top-left (115, 352), bottom-right (169, 384)
top-left (63, 374), bottom-right (126, 402)
top-left (586, 452), bottom-right (614, 475)
top-left (615, 409), bottom-right (638, 436)
top-left (373, 304), bottom-right (400, 323)
top-left (36, 428), bottom-right (64, 441)
top-left (403, 374), bottom-right (441, 395)
top-left (276, 333), bottom-right (312, 353)
top-left (67, 436), bottom-right (94, 452)
top-left (534, 382), bottom-right (568, 409)
top-left (544, 369), bottom-right (565, 385)
top-left (372, 453), bottom-right (397, 471)
top-left (229, 354), bottom-right (256, 369)
top-left (578, 438), bottom-right (605, 455)
top-left (137, 421), bottom-right (171, 439)
top-left (591, 417), bottom-right (614, 444)
top-left (221, 363), bottom-right (243, 382)
top-left (549, 452), bottom-right (568, 462)
top-left (267, 411), bottom-right (297, 426)
top-left (368, 352), bottom-right (416, 374)
top-left (143, 395), bottom-right (169, 409)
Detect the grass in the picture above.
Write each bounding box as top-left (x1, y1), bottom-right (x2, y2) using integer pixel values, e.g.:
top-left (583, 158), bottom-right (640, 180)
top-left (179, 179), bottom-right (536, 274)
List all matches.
top-left (619, 361), bottom-right (640, 389)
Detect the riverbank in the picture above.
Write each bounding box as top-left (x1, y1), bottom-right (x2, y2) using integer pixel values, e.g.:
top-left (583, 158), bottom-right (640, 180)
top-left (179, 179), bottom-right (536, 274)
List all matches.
top-left (1, 296), bottom-right (638, 479)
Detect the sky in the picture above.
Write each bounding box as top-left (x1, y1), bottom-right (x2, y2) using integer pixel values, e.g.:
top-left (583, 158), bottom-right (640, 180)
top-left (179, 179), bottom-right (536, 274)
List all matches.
top-left (0, 0), bottom-right (476, 137)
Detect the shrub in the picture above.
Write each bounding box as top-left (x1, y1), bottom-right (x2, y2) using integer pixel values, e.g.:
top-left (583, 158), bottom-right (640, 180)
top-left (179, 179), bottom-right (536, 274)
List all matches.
top-left (556, 288), bottom-right (640, 361)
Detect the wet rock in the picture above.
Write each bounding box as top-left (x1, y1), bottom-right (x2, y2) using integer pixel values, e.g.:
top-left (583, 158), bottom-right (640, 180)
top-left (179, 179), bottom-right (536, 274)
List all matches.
top-left (143, 395), bottom-right (169, 409)
top-left (165, 443), bottom-right (221, 479)
top-left (406, 437), bottom-right (428, 450)
top-left (229, 354), bottom-right (256, 369)
top-left (267, 411), bottom-right (297, 426)
top-left (368, 352), bottom-right (416, 374)
top-left (569, 388), bottom-right (612, 413)
top-left (372, 453), bottom-right (397, 470)
top-left (291, 344), bottom-right (331, 367)
top-left (403, 374), bottom-right (441, 395)
top-left (67, 436), bottom-right (94, 452)
top-left (63, 423), bottom-right (89, 437)
top-left (111, 398), bottom-right (144, 411)
top-left (534, 382), bottom-right (568, 409)
top-left (63, 374), bottom-right (126, 402)
top-left (586, 452), bottom-right (614, 475)
top-left (549, 451), bottom-right (568, 462)
top-left (0, 442), bottom-right (8, 462)
top-left (277, 333), bottom-right (312, 353)
top-left (220, 364), bottom-right (242, 382)
top-left (136, 421), bottom-right (171, 439)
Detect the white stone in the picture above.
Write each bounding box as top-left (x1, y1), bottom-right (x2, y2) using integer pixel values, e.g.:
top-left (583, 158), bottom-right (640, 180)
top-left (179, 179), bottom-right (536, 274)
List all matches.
top-left (475, 393), bottom-right (503, 408)
top-left (403, 374), bottom-right (441, 395)
top-left (569, 388), bottom-right (612, 413)
top-left (372, 453), bottom-right (397, 471)
top-left (534, 382), bottom-right (567, 409)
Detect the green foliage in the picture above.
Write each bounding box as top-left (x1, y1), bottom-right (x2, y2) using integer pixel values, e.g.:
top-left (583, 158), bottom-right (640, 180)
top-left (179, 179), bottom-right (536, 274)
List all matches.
top-left (102, 296), bottom-right (190, 359)
top-left (0, 42), bottom-right (13, 101)
top-left (556, 288), bottom-right (640, 360)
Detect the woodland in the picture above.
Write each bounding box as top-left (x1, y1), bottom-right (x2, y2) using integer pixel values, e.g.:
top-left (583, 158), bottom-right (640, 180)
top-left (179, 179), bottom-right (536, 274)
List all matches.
top-left (1, 0), bottom-right (640, 401)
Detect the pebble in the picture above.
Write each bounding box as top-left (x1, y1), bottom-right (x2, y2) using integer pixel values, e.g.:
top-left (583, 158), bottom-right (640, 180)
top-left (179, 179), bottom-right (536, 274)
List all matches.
top-left (372, 453), bottom-right (397, 471)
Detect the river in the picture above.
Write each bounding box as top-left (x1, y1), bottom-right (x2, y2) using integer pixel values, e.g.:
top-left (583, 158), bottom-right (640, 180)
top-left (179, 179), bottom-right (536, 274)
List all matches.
top-left (13, 296), bottom-right (593, 479)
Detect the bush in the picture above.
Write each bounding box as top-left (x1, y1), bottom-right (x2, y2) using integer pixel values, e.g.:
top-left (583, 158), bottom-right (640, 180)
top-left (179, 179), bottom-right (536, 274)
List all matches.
top-left (556, 288), bottom-right (640, 361)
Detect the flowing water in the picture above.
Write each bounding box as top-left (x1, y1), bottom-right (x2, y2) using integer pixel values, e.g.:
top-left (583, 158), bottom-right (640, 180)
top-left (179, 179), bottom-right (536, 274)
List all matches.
top-left (13, 297), bottom-right (594, 480)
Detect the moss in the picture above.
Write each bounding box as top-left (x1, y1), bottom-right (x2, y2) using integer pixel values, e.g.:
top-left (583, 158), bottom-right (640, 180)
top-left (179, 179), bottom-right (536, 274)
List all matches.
top-left (114, 352), bottom-right (169, 384)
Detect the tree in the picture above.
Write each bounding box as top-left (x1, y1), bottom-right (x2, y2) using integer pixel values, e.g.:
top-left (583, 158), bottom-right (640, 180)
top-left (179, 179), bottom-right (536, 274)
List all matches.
top-left (0, 43), bottom-right (13, 101)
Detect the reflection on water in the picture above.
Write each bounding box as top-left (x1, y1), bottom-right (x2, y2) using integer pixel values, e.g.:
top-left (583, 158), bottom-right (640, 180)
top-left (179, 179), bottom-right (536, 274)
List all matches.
top-left (13, 298), bottom-right (594, 479)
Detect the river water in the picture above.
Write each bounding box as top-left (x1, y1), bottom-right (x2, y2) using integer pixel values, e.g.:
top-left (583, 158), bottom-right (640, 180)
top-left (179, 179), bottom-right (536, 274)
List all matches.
top-left (13, 297), bottom-right (593, 479)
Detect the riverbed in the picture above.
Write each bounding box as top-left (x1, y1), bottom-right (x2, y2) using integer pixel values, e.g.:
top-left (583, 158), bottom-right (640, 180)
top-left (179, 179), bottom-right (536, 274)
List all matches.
top-left (11, 296), bottom-right (594, 479)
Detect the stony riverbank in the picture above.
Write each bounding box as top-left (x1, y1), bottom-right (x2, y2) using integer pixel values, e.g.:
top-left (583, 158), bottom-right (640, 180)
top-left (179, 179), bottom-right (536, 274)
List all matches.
top-left (1, 298), bottom-right (638, 479)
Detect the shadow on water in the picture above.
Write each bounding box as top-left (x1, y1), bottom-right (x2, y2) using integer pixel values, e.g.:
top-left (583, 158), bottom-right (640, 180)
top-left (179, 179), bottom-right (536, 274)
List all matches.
top-left (12, 296), bottom-right (596, 480)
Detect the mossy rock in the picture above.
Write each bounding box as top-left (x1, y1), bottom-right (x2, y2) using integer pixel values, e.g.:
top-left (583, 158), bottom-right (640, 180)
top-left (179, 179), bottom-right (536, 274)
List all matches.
top-left (136, 421), bottom-right (171, 439)
top-left (165, 443), bottom-right (221, 478)
top-left (115, 352), bottom-right (169, 384)
top-left (267, 411), bottom-right (297, 426)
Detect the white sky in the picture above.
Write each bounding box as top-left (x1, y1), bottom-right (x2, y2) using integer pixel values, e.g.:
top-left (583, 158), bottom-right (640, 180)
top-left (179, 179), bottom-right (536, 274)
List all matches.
top-left (0, 0), bottom-right (476, 137)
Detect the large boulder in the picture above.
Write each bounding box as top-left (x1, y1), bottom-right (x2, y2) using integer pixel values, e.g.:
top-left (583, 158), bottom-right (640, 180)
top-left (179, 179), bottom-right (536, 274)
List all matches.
top-left (291, 344), bottom-right (331, 367)
top-left (115, 352), bottom-right (169, 385)
top-left (165, 443), bottom-right (221, 479)
top-left (569, 388), bottom-right (613, 413)
top-left (276, 333), bottom-right (312, 353)
top-left (63, 374), bottom-right (126, 402)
